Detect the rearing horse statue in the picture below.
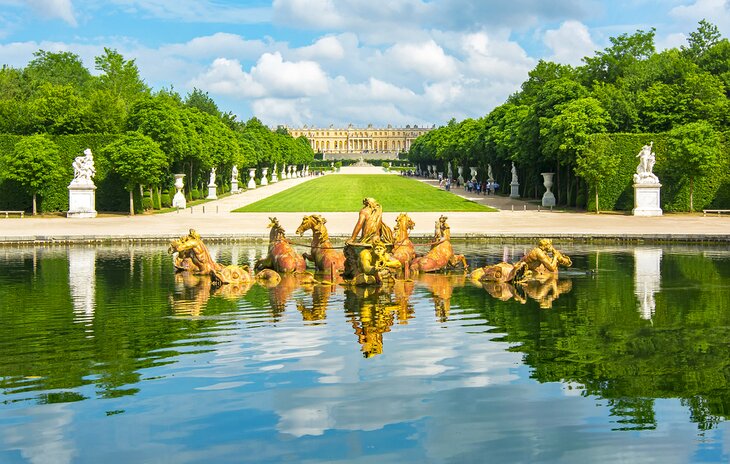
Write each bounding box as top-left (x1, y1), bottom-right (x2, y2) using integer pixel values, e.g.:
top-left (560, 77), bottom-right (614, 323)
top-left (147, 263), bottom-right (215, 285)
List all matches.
top-left (255, 217), bottom-right (307, 273)
top-left (410, 216), bottom-right (468, 273)
top-left (391, 213), bottom-right (416, 268)
top-left (296, 214), bottom-right (345, 273)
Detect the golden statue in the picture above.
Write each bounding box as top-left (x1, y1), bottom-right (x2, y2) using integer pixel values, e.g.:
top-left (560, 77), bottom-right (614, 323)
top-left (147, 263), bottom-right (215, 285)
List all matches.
top-left (343, 197), bottom-right (398, 283)
top-left (169, 229), bottom-right (253, 286)
top-left (470, 239), bottom-right (572, 283)
top-left (296, 214), bottom-right (346, 274)
top-left (392, 212), bottom-right (416, 269)
top-left (349, 197), bottom-right (394, 245)
top-left (255, 217), bottom-right (307, 273)
top-left (345, 238), bottom-right (402, 286)
top-left (410, 215), bottom-right (468, 273)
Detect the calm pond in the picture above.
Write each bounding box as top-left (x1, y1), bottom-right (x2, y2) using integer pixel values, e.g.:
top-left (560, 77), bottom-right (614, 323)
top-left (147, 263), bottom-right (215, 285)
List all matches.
top-left (1, 242), bottom-right (730, 463)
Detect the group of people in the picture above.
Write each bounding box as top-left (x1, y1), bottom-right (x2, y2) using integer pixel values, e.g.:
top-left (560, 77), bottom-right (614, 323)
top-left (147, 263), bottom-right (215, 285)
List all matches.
top-left (464, 180), bottom-right (498, 195)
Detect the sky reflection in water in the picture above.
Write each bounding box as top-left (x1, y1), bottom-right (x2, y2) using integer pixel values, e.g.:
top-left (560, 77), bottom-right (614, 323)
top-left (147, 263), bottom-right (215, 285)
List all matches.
top-left (1, 243), bottom-right (730, 463)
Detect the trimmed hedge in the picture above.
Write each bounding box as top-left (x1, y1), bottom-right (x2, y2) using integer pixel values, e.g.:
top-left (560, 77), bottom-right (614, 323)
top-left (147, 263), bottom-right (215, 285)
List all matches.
top-left (0, 134), bottom-right (127, 212)
top-left (584, 133), bottom-right (730, 212)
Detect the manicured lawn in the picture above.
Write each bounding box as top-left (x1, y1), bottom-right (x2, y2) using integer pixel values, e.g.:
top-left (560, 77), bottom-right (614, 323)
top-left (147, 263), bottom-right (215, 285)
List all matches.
top-left (234, 175), bottom-right (496, 212)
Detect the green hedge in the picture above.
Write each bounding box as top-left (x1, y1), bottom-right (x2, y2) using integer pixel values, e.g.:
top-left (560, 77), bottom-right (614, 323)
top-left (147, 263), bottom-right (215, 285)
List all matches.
top-left (584, 133), bottom-right (730, 212)
top-left (0, 134), bottom-right (127, 213)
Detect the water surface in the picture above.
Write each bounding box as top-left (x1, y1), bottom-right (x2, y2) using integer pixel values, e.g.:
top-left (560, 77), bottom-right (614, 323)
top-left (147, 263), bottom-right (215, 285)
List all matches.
top-left (1, 243), bottom-right (730, 463)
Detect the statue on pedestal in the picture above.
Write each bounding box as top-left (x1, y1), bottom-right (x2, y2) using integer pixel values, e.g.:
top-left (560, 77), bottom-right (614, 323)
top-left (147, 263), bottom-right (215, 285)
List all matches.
top-left (633, 142), bottom-right (659, 184)
top-left (71, 148), bottom-right (96, 185)
top-left (67, 148), bottom-right (97, 218)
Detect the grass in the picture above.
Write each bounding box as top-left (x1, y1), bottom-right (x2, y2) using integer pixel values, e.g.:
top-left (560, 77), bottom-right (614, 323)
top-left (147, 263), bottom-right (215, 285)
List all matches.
top-left (234, 175), bottom-right (497, 212)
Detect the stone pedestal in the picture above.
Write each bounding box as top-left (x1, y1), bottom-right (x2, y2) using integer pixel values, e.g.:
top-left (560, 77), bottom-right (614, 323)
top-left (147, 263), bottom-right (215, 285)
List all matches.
top-left (261, 167), bottom-right (269, 186)
top-left (231, 179), bottom-right (240, 194)
top-left (172, 174), bottom-right (186, 209)
top-left (541, 172), bottom-right (555, 207)
top-left (248, 168), bottom-right (257, 189)
top-left (510, 182), bottom-right (520, 198)
top-left (206, 182), bottom-right (217, 200)
top-left (632, 183), bottom-right (662, 216)
top-left (271, 165), bottom-right (278, 183)
top-left (67, 183), bottom-right (97, 218)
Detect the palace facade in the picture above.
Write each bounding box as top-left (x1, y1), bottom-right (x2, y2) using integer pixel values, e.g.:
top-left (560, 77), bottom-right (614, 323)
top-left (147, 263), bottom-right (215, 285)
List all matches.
top-left (287, 124), bottom-right (433, 157)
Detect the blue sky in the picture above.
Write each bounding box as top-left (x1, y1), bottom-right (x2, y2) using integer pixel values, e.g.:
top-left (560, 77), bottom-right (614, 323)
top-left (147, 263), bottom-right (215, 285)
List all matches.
top-left (0, 1), bottom-right (727, 128)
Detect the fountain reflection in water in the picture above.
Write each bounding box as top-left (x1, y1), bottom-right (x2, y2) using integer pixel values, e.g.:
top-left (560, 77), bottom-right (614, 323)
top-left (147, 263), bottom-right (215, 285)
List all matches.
top-left (3, 244), bottom-right (730, 463)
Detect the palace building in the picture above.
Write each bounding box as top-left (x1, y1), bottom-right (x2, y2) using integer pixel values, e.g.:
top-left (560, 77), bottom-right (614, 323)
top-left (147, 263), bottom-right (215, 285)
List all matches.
top-left (287, 124), bottom-right (433, 159)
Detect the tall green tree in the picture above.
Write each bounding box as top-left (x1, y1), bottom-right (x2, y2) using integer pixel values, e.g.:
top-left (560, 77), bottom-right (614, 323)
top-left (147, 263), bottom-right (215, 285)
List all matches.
top-left (101, 132), bottom-right (167, 215)
top-left (3, 134), bottom-right (61, 215)
top-left (94, 48), bottom-right (148, 101)
top-left (582, 28), bottom-right (656, 84)
top-left (184, 88), bottom-right (219, 117)
top-left (25, 50), bottom-right (92, 90)
top-left (575, 137), bottom-right (620, 213)
top-left (665, 121), bottom-right (722, 211)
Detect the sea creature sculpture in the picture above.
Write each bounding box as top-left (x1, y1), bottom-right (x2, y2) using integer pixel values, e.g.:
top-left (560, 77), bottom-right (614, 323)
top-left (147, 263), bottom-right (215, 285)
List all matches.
top-left (470, 239), bottom-right (572, 283)
top-left (255, 217), bottom-right (307, 273)
top-left (168, 229), bottom-right (253, 285)
top-left (410, 216), bottom-right (468, 273)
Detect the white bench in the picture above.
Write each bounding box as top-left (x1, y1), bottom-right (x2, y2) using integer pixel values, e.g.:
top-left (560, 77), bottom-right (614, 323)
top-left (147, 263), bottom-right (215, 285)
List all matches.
top-left (0, 210), bottom-right (25, 218)
top-left (703, 209), bottom-right (730, 216)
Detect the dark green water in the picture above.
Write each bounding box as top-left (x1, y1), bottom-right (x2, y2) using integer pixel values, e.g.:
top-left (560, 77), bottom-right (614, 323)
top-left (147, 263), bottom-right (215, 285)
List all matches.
top-left (1, 243), bottom-right (730, 463)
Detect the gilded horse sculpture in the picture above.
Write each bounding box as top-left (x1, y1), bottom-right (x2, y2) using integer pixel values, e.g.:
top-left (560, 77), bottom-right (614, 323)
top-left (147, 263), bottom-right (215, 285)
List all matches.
top-left (391, 212), bottom-right (416, 268)
top-left (295, 214), bottom-right (346, 273)
top-left (255, 217), bottom-right (307, 273)
top-left (470, 239), bottom-right (572, 283)
top-left (168, 229), bottom-right (252, 285)
top-left (410, 216), bottom-right (468, 273)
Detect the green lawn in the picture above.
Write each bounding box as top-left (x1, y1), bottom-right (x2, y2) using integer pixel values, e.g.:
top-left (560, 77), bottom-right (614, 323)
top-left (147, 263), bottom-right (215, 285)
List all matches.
top-left (234, 175), bottom-right (496, 212)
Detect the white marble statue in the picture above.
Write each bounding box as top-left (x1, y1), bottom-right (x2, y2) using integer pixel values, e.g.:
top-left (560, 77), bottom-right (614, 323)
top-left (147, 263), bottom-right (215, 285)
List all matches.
top-left (209, 167), bottom-right (217, 186)
top-left (71, 148), bottom-right (96, 185)
top-left (511, 162), bottom-right (518, 184)
top-left (487, 164), bottom-right (494, 181)
top-left (231, 165), bottom-right (238, 182)
top-left (633, 142), bottom-right (659, 184)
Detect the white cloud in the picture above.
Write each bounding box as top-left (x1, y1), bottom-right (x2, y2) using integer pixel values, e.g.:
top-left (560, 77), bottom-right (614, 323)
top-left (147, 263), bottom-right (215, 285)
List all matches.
top-left (297, 36), bottom-right (345, 60)
top-left (191, 52), bottom-right (328, 100)
top-left (384, 40), bottom-right (458, 80)
top-left (190, 57), bottom-right (265, 97)
top-left (273, 0), bottom-right (343, 28)
top-left (159, 33), bottom-right (268, 60)
top-left (656, 32), bottom-right (688, 52)
top-left (251, 52), bottom-right (329, 97)
top-left (543, 20), bottom-right (597, 65)
top-left (668, 0), bottom-right (730, 36)
top-left (27, 0), bottom-right (76, 26)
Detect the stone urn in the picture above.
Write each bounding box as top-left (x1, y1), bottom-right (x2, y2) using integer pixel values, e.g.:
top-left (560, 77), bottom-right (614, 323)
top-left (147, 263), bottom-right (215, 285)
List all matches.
top-left (541, 172), bottom-right (556, 207)
top-left (261, 167), bottom-right (269, 186)
top-left (248, 168), bottom-right (257, 189)
top-left (172, 174), bottom-right (186, 208)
